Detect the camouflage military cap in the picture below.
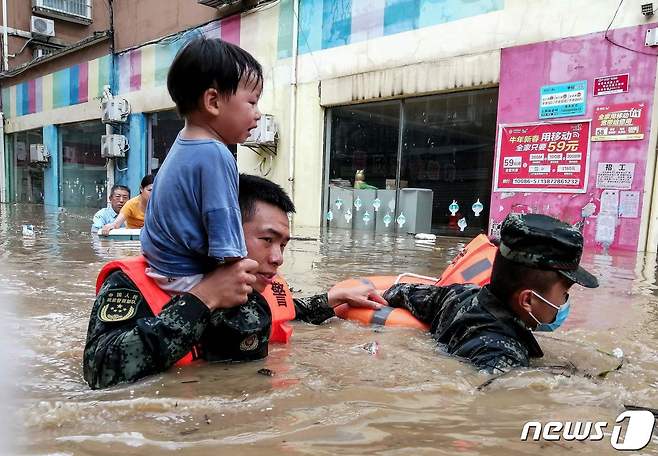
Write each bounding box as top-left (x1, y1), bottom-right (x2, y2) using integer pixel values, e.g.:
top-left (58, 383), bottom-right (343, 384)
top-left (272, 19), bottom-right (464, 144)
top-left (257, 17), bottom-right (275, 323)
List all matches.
top-left (499, 213), bottom-right (598, 288)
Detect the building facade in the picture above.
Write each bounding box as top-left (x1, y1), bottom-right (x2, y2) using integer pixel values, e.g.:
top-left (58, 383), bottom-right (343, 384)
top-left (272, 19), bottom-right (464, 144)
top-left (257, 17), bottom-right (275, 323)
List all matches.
top-left (2, 0), bottom-right (658, 251)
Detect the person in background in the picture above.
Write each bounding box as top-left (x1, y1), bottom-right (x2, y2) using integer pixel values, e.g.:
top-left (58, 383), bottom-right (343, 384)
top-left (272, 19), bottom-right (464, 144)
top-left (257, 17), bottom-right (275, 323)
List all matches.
top-left (101, 175), bottom-right (153, 234)
top-left (91, 185), bottom-right (130, 233)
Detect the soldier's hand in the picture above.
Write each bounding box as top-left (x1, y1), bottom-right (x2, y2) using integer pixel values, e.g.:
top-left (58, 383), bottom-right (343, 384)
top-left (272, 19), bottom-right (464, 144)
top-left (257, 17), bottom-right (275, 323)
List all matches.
top-left (327, 281), bottom-right (388, 310)
top-left (190, 259), bottom-right (258, 311)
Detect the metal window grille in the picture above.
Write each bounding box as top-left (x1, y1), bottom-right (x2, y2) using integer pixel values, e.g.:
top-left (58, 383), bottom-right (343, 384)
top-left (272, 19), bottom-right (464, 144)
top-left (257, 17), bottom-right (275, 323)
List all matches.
top-left (33, 0), bottom-right (92, 21)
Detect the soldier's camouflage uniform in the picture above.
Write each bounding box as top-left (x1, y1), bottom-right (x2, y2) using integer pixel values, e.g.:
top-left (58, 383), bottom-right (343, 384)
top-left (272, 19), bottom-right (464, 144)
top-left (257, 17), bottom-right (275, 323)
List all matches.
top-left (382, 212), bottom-right (598, 375)
top-left (383, 283), bottom-right (543, 374)
top-left (83, 270), bottom-right (336, 389)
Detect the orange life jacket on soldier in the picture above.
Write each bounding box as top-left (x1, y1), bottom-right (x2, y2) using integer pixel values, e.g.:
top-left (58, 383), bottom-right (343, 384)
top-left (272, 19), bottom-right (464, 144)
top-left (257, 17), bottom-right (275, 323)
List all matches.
top-left (96, 256), bottom-right (296, 366)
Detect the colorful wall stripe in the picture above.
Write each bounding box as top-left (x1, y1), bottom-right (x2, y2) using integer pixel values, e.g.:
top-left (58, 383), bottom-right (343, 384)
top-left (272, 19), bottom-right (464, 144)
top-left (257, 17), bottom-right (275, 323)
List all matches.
top-left (1, 0), bottom-right (503, 119)
top-left (0, 20), bottom-right (190, 119)
top-left (112, 16), bottom-right (239, 95)
top-left (295, 0), bottom-right (504, 54)
top-left (277, 0), bottom-right (294, 59)
top-left (221, 14), bottom-right (241, 45)
top-left (1, 54), bottom-right (111, 118)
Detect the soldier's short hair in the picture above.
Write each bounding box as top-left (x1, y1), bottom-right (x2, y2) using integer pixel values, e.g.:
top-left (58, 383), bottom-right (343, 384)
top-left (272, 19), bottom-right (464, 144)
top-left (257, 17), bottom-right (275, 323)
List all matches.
top-left (489, 250), bottom-right (562, 304)
top-left (238, 174), bottom-right (295, 222)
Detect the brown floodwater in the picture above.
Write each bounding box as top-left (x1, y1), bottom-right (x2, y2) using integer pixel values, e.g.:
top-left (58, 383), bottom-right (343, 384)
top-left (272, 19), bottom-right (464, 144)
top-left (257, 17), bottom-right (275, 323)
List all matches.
top-left (1, 203), bottom-right (657, 455)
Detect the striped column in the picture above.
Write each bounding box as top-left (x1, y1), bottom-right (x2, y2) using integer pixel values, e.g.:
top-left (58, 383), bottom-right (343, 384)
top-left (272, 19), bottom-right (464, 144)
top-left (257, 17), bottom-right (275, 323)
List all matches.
top-left (43, 124), bottom-right (59, 207)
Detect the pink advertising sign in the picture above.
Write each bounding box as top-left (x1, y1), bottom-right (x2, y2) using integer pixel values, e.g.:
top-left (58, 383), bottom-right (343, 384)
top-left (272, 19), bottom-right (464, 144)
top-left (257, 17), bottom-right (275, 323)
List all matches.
top-left (494, 121), bottom-right (591, 193)
top-left (593, 73), bottom-right (629, 96)
top-left (591, 102), bottom-right (646, 141)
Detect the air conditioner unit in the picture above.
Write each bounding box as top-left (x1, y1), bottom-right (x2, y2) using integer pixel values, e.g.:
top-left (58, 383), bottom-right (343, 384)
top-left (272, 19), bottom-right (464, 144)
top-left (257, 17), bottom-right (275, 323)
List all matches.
top-left (30, 16), bottom-right (55, 37)
top-left (29, 143), bottom-right (50, 163)
top-left (101, 98), bottom-right (130, 124)
top-left (101, 135), bottom-right (128, 158)
top-left (244, 114), bottom-right (278, 145)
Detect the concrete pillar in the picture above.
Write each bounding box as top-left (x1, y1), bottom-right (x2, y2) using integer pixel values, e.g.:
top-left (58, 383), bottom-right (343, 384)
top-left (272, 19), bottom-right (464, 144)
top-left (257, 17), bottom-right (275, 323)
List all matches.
top-left (0, 113), bottom-right (5, 203)
top-left (122, 113), bottom-right (148, 195)
top-left (43, 124), bottom-right (59, 207)
top-left (114, 113), bottom-right (147, 194)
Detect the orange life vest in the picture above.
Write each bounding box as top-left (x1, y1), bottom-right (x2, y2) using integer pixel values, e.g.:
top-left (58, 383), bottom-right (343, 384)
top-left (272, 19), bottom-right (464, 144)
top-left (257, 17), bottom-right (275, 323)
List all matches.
top-left (435, 234), bottom-right (496, 287)
top-left (95, 255), bottom-right (296, 365)
top-left (334, 234), bottom-right (497, 329)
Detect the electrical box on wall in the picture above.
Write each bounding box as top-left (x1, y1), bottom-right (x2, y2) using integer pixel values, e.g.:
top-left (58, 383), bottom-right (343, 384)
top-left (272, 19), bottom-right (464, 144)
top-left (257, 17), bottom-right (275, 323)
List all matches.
top-left (101, 134), bottom-right (129, 158)
top-left (242, 114), bottom-right (278, 156)
top-left (646, 28), bottom-right (658, 46)
top-left (29, 144), bottom-right (50, 164)
top-left (101, 98), bottom-right (131, 124)
top-left (244, 115), bottom-right (278, 146)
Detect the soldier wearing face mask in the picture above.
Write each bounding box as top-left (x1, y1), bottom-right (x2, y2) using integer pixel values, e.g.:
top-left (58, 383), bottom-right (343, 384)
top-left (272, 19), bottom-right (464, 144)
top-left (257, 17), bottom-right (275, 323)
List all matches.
top-left (383, 213), bottom-right (599, 374)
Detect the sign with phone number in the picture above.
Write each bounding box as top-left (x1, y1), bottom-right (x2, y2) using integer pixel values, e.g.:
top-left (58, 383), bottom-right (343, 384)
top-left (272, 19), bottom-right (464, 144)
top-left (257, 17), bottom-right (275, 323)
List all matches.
top-left (494, 121), bottom-right (591, 193)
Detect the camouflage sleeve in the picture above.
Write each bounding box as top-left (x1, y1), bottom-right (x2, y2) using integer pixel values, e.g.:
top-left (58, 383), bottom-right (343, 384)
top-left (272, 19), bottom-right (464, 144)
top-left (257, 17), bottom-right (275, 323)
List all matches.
top-left (293, 293), bottom-right (336, 325)
top-left (453, 332), bottom-right (529, 374)
top-left (83, 270), bottom-right (210, 389)
top-left (383, 283), bottom-right (453, 323)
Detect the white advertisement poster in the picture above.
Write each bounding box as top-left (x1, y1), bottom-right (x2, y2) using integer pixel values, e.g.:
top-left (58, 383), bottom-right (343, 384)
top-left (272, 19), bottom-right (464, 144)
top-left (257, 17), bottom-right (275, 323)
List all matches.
top-left (600, 189), bottom-right (619, 214)
top-left (619, 191), bottom-right (640, 218)
top-left (596, 162), bottom-right (635, 190)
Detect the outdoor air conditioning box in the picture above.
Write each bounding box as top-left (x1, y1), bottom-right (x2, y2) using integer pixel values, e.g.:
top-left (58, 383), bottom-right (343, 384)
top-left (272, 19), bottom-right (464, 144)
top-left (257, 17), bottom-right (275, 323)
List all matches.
top-left (29, 144), bottom-right (49, 163)
top-left (244, 114), bottom-right (277, 145)
top-left (101, 98), bottom-right (130, 124)
top-left (101, 134), bottom-right (128, 158)
top-left (30, 16), bottom-right (55, 37)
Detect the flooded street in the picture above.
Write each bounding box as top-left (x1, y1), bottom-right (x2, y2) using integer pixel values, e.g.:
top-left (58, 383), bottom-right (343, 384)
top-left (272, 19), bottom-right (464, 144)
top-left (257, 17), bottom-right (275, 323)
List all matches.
top-left (1, 203), bottom-right (658, 455)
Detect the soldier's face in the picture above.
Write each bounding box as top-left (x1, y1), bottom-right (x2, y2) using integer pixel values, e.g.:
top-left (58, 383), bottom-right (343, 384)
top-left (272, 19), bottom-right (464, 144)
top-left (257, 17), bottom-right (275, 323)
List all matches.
top-left (527, 277), bottom-right (572, 326)
top-left (243, 202), bottom-right (291, 293)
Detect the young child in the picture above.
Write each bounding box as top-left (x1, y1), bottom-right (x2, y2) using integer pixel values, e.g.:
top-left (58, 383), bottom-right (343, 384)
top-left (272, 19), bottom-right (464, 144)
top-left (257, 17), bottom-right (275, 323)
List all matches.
top-left (141, 37), bottom-right (263, 293)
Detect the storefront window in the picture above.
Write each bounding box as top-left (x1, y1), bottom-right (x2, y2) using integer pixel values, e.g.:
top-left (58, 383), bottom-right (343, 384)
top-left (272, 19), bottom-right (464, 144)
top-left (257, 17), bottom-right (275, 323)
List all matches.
top-left (401, 89), bottom-right (498, 236)
top-left (148, 110), bottom-right (237, 174)
top-left (326, 88), bottom-right (498, 236)
top-left (149, 110), bottom-right (184, 174)
top-left (10, 129), bottom-right (45, 203)
top-left (327, 101), bottom-right (400, 189)
top-left (60, 121), bottom-right (107, 208)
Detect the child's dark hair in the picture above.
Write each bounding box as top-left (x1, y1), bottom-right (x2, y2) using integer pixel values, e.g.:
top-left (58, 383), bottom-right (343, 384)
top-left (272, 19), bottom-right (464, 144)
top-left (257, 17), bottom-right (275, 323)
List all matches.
top-left (488, 251), bottom-right (560, 303)
top-left (238, 174), bottom-right (295, 222)
top-left (140, 174), bottom-right (154, 189)
top-left (167, 37), bottom-right (263, 116)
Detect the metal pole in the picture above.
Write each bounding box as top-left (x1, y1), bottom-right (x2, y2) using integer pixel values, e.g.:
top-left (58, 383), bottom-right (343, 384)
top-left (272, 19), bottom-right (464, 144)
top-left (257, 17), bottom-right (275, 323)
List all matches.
top-left (288, 0), bottom-right (299, 221)
top-left (106, 123), bottom-right (114, 190)
top-left (2, 0), bottom-right (9, 71)
top-left (0, 112), bottom-right (5, 202)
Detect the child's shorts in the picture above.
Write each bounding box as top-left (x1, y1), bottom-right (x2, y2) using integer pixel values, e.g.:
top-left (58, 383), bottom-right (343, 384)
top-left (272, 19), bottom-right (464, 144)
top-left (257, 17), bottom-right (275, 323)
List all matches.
top-left (146, 268), bottom-right (204, 295)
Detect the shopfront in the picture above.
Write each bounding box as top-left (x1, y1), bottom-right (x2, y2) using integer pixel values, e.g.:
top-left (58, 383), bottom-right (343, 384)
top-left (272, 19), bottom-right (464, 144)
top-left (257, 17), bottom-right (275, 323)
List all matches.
top-left (148, 110), bottom-right (184, 174)
top-left (325, 88), bottom-right (498, 236)
top-left (147, 109), bottom-right (237, 175)
top-left (59, 121), bottom-right (107, 209)
top-left (6, 129), bottom-right (45, 204)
